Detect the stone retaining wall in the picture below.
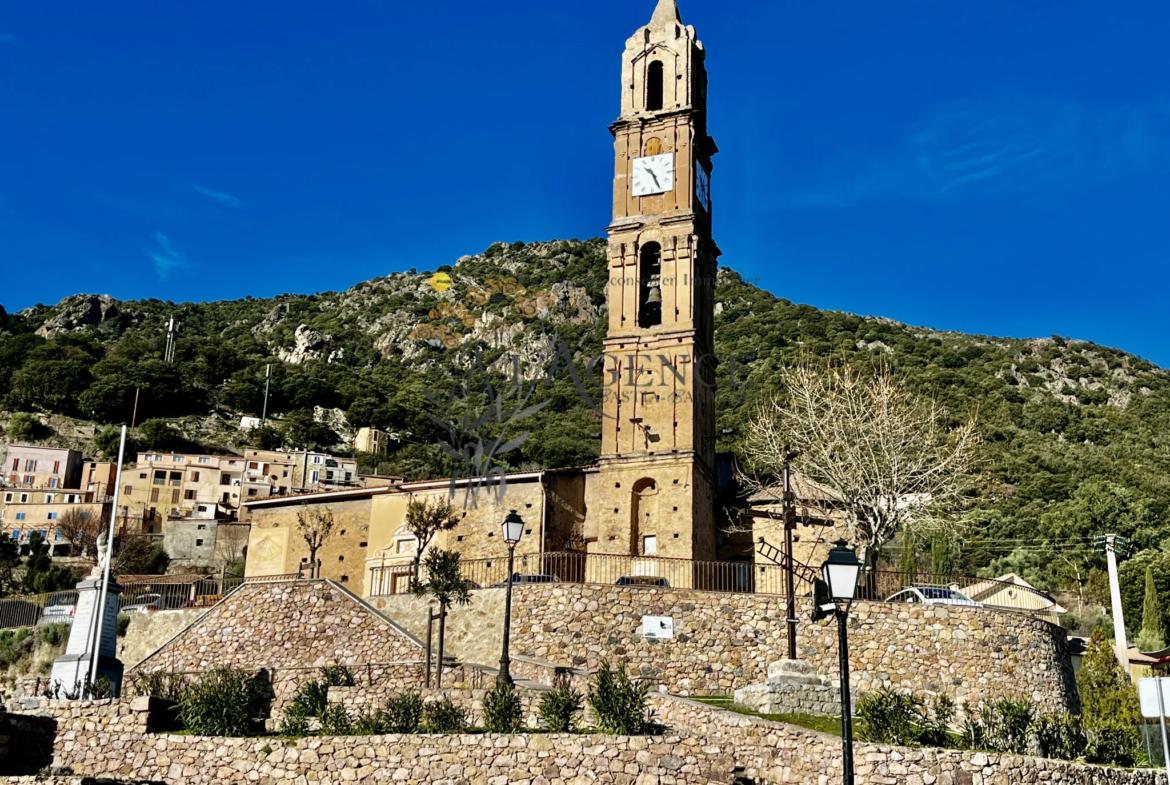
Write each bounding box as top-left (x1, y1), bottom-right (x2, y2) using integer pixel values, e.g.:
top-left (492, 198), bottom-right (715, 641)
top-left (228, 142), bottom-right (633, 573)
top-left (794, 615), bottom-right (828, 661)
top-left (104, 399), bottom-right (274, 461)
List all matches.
top-left (327, 685), bottom-right (548, 728)
top-left (510, 584), bottom-right (1079, 712)
top-left (650, 694), bottom-right (1165, 785)
top-left (5, 694), bottom-right (1164, 785)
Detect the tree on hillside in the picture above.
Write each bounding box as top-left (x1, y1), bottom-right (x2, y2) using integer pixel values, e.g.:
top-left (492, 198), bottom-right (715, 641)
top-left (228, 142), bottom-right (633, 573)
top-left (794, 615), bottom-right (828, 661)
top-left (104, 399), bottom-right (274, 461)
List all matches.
top-left (740, 363), bottom-right (982, 565)
top-left (8, 412), bottom-right (50, 442)
top-left (0, 536), bottom-right (21, 597)
top-left (56, 508), bottom-right (104, 560)
top-left (295, 505), bottom-right (335, 579)
top-left (22, 533), bottom-right (77, 594)
top-left (404, 497), bottom-right (463, 587)
top-left (898, 532), bottom-right (918, 588)
top-left (114, 535), bottom-right (170, 575)
top-left (1137, 566), bottom-right (1166, 653)
top-left (412, 548), bottom-right (471, 688)
top-left (931, 536), bottom-right (954, 581)
top-left (282, 409), bottom-right (337, 451)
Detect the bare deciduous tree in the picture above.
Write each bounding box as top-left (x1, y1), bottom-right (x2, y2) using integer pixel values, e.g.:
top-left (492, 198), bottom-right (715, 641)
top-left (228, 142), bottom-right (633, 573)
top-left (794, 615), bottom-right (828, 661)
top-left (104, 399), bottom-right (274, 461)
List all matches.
top-left (214, 523), bottom-right (252, 575)
top-left (740, 363), bottom-right (982, 565)
top-left (404, 497), bottom-right (462, 586)
top-left (56, 508), bottom-right (104, 559)
top-left (295, 504), bottom-right (336, 578)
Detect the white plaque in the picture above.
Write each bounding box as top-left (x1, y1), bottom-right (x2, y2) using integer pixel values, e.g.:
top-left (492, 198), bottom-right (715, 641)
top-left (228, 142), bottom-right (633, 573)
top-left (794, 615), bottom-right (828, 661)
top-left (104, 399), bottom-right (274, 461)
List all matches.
top-left (1139, 677), bottom-right (1170, 719)
top-left (642, 615), bottom-right (674, 640)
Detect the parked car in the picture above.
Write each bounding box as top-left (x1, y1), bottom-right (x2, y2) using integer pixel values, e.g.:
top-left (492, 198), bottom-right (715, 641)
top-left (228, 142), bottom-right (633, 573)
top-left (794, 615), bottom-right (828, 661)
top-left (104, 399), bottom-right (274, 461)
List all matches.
top-left (616, 576), bottom-right (670, 587)
top-left (38, 593), bottom-right (78, 625)
top-left (489, 574), bottom-right (559, 588)
top-left (885, 586), bottom-right (982, 608)
top-left (120, 593), bottom-right (164, 614)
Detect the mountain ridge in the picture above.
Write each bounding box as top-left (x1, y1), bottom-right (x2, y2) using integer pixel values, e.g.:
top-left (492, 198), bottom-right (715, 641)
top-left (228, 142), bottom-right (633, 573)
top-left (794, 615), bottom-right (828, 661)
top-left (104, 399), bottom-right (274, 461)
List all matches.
top-left (3, 238), bottom-right (1170, 600)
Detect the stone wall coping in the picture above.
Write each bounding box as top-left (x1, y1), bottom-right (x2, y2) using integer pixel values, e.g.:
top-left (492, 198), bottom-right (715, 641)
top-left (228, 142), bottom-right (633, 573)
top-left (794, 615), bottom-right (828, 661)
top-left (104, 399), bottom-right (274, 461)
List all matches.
top-left (512, 653), bottom-right (590, 676)
top-left (650, 692), bottom-right (841, 741)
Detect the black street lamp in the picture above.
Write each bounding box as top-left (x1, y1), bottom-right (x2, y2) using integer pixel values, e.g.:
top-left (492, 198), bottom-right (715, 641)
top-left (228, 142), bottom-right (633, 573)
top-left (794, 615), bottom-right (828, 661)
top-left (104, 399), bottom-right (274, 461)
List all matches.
top-left (818, 540), bottom-right (862, 785)
top-left (496, 510), bottom-right (525, 687)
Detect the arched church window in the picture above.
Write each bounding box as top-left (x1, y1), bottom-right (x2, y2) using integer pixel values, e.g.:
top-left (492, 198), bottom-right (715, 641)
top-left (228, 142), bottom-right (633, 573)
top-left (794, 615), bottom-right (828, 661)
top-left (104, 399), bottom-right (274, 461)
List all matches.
top-left (639, 243), bottom-right (662, 328)
top-left (647, 61), bottom-right (664, 111)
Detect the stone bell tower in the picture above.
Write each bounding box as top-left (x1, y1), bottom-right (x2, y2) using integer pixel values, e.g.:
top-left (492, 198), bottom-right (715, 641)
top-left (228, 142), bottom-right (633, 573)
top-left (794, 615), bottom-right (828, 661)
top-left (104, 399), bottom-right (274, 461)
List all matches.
top-left (591, 0), bottom-right (719, 568)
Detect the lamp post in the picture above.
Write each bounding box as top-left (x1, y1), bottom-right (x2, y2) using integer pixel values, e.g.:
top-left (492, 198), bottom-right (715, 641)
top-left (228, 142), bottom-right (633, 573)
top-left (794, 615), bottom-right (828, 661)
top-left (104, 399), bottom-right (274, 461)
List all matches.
top-left (819, 540), bottom-right (862, 785)
top-left (496, 510), bottom-right (524, 687)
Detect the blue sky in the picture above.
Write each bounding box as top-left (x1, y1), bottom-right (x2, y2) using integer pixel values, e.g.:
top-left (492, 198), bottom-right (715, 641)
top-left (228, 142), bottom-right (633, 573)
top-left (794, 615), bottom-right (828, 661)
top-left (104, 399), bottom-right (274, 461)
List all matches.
top-left (2, 1), bottom-right (1168, 363)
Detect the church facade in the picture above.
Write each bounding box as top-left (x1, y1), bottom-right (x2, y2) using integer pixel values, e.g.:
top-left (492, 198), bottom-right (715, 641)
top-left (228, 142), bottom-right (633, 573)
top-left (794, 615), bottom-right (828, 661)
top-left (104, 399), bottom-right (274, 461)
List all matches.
top-left (243, 0), bottom-right (729, 595)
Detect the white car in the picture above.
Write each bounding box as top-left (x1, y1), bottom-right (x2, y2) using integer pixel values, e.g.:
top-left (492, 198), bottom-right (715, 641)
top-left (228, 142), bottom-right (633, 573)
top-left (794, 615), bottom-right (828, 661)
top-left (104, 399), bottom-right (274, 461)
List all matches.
top-left (120, 593), bottom-right (164, 614)
top-left (885, 586), bottom-right (982, 608)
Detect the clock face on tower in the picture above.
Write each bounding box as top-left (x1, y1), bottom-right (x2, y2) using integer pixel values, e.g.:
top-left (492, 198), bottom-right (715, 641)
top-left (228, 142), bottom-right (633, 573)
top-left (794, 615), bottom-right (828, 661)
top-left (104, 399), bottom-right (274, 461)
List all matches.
top-left (696, 164), bottom-right (710, 212)
top-left (632, 153), bottom-right (675, 197)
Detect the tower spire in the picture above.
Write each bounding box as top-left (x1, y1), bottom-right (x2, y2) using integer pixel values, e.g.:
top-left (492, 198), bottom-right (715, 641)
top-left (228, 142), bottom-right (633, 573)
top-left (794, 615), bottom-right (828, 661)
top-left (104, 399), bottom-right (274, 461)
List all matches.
top-left (650, 0), bottom-right (681, 26)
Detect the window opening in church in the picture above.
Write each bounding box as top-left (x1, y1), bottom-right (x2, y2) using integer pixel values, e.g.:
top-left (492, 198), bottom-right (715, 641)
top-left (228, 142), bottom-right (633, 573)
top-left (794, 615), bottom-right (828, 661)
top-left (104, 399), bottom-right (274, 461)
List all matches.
top-left (639, 243), bottom-right (662, 328)
top-left (647, 61), bottom-right (663, 111)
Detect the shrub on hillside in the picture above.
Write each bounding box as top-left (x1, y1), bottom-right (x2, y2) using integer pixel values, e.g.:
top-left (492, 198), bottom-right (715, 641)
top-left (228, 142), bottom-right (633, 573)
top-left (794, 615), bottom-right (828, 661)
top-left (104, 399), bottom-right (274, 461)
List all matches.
top-left (384, 692), bottom-right (424, 733)
top-left (856, 687), bottom-right (925, 746)
top-left (539, 684), bottom-right (583, 732)
top-left (177, 668), bottom-right (265, 736)
top-left (422, 697), bottom-right (468, 733)
top-left (482, 682), bottom-right (523, 733)
top-left (588, 661), bottom-right (653, 735)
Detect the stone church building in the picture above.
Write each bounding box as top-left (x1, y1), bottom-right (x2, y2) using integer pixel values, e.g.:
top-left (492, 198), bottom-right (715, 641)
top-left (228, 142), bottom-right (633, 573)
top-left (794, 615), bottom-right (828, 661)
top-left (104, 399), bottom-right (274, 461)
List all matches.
top-left (244, 0), bottom-right (829, 598)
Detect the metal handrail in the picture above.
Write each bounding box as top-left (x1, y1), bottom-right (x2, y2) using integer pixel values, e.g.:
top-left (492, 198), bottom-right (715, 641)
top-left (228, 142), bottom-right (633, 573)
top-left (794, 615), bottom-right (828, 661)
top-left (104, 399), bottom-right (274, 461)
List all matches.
top-left (367, 551), bottom-right (1062, 620)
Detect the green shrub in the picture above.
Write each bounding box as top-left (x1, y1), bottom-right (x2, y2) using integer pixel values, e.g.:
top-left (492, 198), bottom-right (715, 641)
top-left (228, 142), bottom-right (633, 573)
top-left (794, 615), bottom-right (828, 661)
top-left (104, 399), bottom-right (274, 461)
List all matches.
top-left (482, 682), bottom-right (523, 733)
top-left (539, 684), bottom-right (583, 732)
top-left (320, 704), bottom-right (352, 735)
top-left (38, 623), bottom-right (70, 648)
top-left (1086, 722), bottom-right (1142, 768)
top-left (129, 671), bottom-right (190, 702)
top-left (385, 692), bottom-right (425, 733)
top-left (982, 698), bottom-right (1034, 754)
top-left (116, 615), bottom-right (131, 637)
top-left (588, 661), bottom-right (652, 735)
top-left (1036, 713), bottom-right (1088, 761)
top-left (856, 687), bottom-right (925, 746)
top-left (320, 664), bottom-right (355, 687)
top-left (177, 668), bottom-right (265, 736)
top-left (422, 697), bottom-right (468, 733)
top-left (352, 709), bottom-right (389, 735)
top-left (279, 712), bottom-right (310, 737)
top-left (286, 680), bottom-right (330, 721)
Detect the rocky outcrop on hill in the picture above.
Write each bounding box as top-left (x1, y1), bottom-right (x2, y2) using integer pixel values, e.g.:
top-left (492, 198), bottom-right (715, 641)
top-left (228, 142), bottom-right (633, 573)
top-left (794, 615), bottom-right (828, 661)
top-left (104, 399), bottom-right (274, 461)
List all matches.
top-left (277, 324), bottom-right (343, 364)
top-left (33, 294), bottom-right (121, 338)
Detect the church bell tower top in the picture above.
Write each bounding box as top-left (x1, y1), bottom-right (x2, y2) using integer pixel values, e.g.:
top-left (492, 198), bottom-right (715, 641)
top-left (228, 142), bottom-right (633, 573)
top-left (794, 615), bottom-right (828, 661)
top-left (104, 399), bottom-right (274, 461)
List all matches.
top-left (650, 0), bottom-right (682, 26)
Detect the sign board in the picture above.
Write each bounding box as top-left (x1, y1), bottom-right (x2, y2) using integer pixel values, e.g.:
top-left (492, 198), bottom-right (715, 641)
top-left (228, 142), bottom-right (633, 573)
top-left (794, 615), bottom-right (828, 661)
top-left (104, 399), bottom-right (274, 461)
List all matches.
top-left (1139, 677), bottom-right (1170, 719)
top-left (642, 615), bottom-right (674, 640)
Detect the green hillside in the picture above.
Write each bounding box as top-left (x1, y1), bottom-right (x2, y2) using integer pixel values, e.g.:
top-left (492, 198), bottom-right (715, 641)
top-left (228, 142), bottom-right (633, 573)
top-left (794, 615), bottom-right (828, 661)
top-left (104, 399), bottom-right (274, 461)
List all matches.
top-left (3, 238), bottom-right (1170, 625)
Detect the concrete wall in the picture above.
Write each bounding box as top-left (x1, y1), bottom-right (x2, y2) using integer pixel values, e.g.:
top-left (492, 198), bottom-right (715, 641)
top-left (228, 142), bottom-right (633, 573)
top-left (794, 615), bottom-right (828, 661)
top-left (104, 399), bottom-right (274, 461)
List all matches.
top-left (366, 589), bottom-right (505, 667)
top-left (118, 608), bottom-right (205, 668)
top-left (507, 583), bottom-right (1079, 712)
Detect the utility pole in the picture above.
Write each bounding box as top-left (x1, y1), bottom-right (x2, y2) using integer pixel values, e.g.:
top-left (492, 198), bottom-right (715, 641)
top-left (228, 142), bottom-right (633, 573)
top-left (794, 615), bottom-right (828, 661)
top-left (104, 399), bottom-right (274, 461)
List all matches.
top-left (782, 447), bottom-right (799, 661)
top-left (261, 364), bottom-right (272, 428)
top-left (1096, 533), bottom-right (1132, 674)
top-left (164, 317), bottom-right (178, 363)
top-left (130, 387), bottom-right (140, 429)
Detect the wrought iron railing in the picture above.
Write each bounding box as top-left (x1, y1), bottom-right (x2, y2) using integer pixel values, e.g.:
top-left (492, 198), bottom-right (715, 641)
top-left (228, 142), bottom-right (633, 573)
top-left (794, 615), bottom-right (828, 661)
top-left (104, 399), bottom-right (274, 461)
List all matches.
top-left (367, 551), bottom-right (1063, 621)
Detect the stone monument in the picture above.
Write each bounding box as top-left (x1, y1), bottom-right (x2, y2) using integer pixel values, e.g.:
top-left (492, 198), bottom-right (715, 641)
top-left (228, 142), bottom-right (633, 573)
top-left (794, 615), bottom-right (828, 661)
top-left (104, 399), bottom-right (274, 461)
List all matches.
top-left (49, 533), bottom-right (123, 697)
top-left (733, 659), bottom-right (843, 716)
